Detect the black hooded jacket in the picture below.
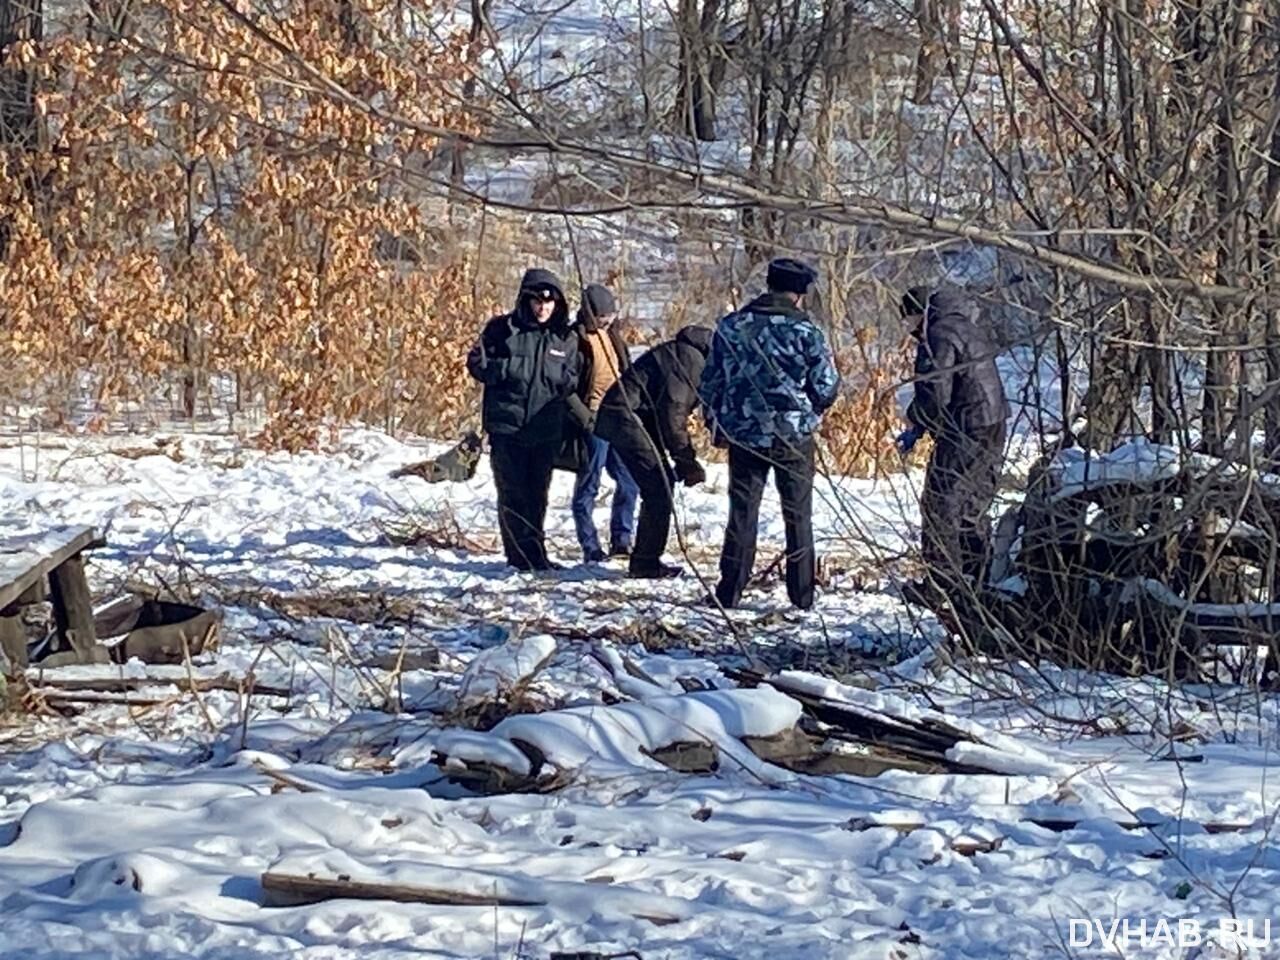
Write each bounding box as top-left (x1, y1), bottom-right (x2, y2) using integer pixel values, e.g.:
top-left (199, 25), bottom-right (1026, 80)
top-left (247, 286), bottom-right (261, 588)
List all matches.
top-left (595, 325), bottom-right (714, 471)
top-left (906, 288), bottom-right (1010, 436)
top-left (466, 268), bottom-right (583, 445)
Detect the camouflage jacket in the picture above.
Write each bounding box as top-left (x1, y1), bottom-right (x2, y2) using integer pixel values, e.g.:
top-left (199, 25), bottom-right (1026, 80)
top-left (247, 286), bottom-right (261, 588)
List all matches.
top-left (698, 293), bottom-right (841, 449)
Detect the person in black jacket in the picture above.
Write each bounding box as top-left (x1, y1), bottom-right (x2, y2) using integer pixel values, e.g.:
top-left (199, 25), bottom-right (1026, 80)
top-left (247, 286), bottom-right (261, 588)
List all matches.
top-left (897, 286), bottom-right (1010, 591)
top-left (594, 325), bottom-right (713, 578)
top-left (467, 268), bottom-right (585, 571)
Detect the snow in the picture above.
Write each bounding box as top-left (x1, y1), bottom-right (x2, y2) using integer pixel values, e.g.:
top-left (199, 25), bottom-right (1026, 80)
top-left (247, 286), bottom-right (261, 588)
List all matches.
top-left (1049, 436), bottom-right (1280, 504)
top-left (1051, 437), bottom-right (1183, 500)
top-left (454, 632), bottom-right (558, 708)
top-left (1, 425), bottom-right (1279, 959)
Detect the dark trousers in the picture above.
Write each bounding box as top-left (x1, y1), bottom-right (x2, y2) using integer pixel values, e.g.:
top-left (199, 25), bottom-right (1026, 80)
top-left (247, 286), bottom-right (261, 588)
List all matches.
top-left (606, 414), bottom-right (675, 571)
top-left (490, 436), bottom-right (556, 569)
top-left (716, 437), bottom-right (816, 610)
top-left (921, 423), bottom-right (1005, 586)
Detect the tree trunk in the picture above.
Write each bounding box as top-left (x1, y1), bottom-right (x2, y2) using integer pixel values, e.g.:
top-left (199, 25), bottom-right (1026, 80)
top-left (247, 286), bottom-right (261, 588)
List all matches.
top-left (911, 0), bottom-right (941, 104)
top-left (1141, 300), bottom-right (1176, 443)
top-left (1202, 0), bottom-right (1251, 457)
top-left (1264, 16), bottom-right (1280, 463)
top-left (0, 0), bottom-right (42, 260)
top-left (86, 0), bottom-right (131, 40)
top-left (676, 0), bottom-right (719, 140)
top-left (449, 0), bottom-right (492, 217)
top-left (740, 0), bottom-right (769, 257)
top-left (1081, 309), bottom-right (1138, 451)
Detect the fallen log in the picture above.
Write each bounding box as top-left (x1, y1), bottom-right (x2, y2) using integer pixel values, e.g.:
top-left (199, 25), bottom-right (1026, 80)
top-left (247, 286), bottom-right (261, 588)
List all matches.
top-left (254, 763), bottom-right (321, 794)
top-left (842, 817), bottom-right (1005, 857)
top-left (1025, 816), bottom-right (1259, 835)
top-left (261, 871), bottom-right (545, 908)
top-left (641, 740), bottom-right (719, 774)
top-left (260, 870), bottom-right (681, 926)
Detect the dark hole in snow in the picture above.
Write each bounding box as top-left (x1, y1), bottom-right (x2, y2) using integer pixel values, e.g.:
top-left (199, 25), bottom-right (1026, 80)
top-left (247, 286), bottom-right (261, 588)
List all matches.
top-left (91, 597), bottom-right (218, 665)
top-left (95, 598), bottom-right (206, 637)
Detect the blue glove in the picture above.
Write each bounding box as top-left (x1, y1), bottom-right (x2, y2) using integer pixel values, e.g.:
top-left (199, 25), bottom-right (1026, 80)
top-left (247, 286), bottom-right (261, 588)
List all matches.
top-left (896, 426), bottom-right (923, 456)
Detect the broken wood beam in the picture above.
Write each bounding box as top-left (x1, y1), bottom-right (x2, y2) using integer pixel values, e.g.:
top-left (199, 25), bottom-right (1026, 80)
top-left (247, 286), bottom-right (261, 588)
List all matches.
top-left (0, 579), bottom-right (47, 618)
top-left (0, 615), bottom-right (26, 672)
top-left (260, 869), bottom-right (684, 926)
top-left (729, 669), bottom-right (996, 774)
top-left (34, 692), bottom-right (176, 708)
top-left (48, 554), bottom-right (101, 662)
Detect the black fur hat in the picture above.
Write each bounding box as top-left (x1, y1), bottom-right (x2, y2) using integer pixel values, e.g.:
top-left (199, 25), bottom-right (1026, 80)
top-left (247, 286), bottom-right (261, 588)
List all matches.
top-left (766, 258), bottom-right (818, 295)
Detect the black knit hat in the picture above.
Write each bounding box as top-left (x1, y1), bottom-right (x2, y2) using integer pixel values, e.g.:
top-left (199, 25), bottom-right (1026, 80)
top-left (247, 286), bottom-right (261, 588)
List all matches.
top-left (577, 283), bottom-right (618, 330)
top-left (900, 285), bottom-right (931, 317)
top-left (766, 258), bottom-right (818, 295)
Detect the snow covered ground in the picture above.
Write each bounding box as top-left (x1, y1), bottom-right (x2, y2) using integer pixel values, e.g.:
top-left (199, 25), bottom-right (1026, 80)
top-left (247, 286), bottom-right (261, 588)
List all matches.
top-left (2, 427), bottom-right (1279, 959)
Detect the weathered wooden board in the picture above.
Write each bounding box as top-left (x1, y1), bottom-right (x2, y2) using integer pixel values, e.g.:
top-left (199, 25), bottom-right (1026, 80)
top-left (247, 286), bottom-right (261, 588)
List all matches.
top-left (0, 527), bottom-right (100, 612)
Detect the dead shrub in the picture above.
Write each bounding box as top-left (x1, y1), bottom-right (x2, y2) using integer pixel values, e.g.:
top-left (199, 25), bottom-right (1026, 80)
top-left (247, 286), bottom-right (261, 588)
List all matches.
top-left (376, 503), bottom-right (492, 552)
top-left (821, 330), bottom-right (931, 478)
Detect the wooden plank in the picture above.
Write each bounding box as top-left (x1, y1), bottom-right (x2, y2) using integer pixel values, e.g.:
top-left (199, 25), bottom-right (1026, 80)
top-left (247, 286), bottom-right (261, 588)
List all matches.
top-left (26, 673), bottom-right (291, 698)
top-left (0, 615), bottom-right (26, 671)
top-left (47, 554), bottom-right (100, 661)
top-left (0, 527), bottom-right (100, 612)
top-left (0, 579), bottom-right (48, 617)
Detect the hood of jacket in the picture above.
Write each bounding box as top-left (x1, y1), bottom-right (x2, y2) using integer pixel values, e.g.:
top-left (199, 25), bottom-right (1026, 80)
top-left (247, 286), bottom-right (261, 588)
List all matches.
top-left (675, 324), bottom-right (714, 354)
top-left (913, 287), bottom-right (973, 339)
top-left (514, 268), bottom-right (570, 331)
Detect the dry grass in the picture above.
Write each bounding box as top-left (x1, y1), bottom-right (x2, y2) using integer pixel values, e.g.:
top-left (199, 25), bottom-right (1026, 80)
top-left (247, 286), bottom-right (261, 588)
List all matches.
top-left (821, 331), bottom-right (932, 478)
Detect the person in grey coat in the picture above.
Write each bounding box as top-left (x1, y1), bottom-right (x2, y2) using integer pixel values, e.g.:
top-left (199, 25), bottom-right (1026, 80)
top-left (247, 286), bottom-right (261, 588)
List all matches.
top-left (898, 286), bottom-right (1010, 592)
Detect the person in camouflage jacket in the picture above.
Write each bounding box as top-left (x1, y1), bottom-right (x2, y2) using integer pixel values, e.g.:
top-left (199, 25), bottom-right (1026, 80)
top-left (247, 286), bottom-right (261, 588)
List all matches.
top-left (699, 258), bottom-right (841, 610)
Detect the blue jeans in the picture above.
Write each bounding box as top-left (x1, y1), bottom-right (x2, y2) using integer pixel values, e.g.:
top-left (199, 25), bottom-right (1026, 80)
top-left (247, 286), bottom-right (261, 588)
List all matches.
top-left (572, 434), bottom-right (639, 555)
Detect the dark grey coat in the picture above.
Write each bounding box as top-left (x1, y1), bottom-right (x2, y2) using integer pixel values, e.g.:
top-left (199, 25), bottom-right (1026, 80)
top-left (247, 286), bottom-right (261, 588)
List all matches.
top-left (907, 289), bottom-right (1009, 436)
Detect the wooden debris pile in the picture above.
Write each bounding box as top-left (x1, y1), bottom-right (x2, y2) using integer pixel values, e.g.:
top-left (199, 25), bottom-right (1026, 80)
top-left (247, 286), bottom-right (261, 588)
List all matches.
top-left (960, 441), bottom-right (1280, 681)
top-left (427, 652), bottom-right (1068, 794)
